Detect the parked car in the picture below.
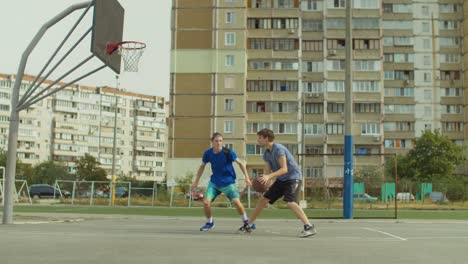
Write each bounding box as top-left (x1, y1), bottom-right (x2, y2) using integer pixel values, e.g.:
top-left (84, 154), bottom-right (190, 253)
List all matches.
top-left (397, 192), bottom-right (415, 201)
top-left (428, 192), bottom-right (448, 203)
top-left (353, 193), bottom-right (377, 203)
top-left (29, 184), bottom-right (71, 199)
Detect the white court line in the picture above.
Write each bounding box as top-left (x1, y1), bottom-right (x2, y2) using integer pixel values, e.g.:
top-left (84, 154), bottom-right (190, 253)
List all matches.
top-left (362, 227), bottom-right (407, 241)
top-left (13, 219), bottom-right (85, 225)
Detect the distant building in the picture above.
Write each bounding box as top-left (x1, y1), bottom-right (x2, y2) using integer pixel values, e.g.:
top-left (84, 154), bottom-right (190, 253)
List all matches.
top-left (0, 73), bottom-right (167, 182)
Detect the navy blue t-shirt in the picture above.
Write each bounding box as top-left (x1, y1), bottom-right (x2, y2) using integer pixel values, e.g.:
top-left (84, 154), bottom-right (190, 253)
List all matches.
top-left (202, 147), bottom-right (237, 187)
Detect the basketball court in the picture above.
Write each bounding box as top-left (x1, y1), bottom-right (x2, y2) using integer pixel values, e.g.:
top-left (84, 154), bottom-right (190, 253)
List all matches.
top-left (1, 213), bottom-right (467, 264)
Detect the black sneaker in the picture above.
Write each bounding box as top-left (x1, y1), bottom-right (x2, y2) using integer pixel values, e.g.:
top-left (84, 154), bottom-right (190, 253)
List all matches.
top-left (238, 222), bottom-right (252, 233)
top-left (298, 224), bottom-right (317, 238)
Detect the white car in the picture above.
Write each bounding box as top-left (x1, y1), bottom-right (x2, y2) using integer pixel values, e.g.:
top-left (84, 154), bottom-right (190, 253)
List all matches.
top-left (396, 192), bottom-right (415, 201)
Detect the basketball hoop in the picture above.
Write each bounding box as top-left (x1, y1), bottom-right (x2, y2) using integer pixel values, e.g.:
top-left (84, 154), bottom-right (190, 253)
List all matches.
top-left (107, 41), bottom-right (146, 72)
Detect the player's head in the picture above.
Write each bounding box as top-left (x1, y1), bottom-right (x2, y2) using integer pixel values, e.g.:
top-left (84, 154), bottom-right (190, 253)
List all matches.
top-left (211, 132), bottom-right (224, 149)
top-left (257, 128), bottom-right (274, 146)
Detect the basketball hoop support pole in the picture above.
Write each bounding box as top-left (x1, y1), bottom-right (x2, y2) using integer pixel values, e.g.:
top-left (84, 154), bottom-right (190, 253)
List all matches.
top-left (2, 1), bottom-right (92, 225)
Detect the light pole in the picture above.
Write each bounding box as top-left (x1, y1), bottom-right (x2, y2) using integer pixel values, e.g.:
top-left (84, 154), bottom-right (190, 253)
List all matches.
top-left (110, 76), bottom-right (119, 205)
top-left (343, 0), bottom-right (354, 219)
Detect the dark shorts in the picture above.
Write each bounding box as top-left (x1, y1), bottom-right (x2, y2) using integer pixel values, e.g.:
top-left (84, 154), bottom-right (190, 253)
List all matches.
top-left (264, 179), bottom-right (301, 204)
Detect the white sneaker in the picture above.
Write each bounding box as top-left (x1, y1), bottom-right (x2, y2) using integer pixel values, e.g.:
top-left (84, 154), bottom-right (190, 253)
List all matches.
top-left (298, 224), bottom-right (317, 238)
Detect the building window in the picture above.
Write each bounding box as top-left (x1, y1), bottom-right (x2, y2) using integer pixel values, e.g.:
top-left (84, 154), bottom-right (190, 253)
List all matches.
top-left (225, 55), bottom-right (234, 66)
top-left (423, 56), bottom-right (431, 65)
top-left (225, 33), bottom-right (236, 46)
top-left (275, 0), bottom-right (295, 8)
top-left (303, 82), bottom-right (323, 93)
top-left (422, 6), bottom-right (429, 16)
top-left (354, 103), bottom-right (380, 113)
top-left (304, 124), bottom-right (324, 135)
top-left (327, 81), bottom-right (344, 92)
top-left (303, 0), bottom-right (322, 11)
top-left (225, 99), bottom-right (234, 111)
top-left (302, 40), bottom-right (323, 51)
top-left (328, 0), bottom-right (345, 8)
top-left (251, 0), bottom-right (272, 8)
top-left (384, 139), bottom-right (413, 149)
top-left (224, 120), bottom-right (233, 133)
top-left (423, 39), bottom-right (430, 49)
top-left (329, 60), bottom-right (345, 71)
top-left (422, 22), bottom-right (429, 32)
top-left (326, 123), bottom-right (344, 135)
top-left (246, 144), bottom-right (264, 155)
top-left (354, 39), bottom-right (379, 50)
top-left (352, 81), bottom-right (380, 92)
top-left (303, 61), bottom-right (323, 72)
top-left (442, 122), bottom-right (463, 132)
top-left (302, 19), bottom-right (323, 31)
top-left (328, 103), bottom-right (344, 113)
top-left (226, 12), bottom-right (235, 24)
top-left (328, 39), bottom-right (346, 49)
top-left (361, 123), bottom-right (380, 135)
top-left (304, 103), bottom-right (323, 114)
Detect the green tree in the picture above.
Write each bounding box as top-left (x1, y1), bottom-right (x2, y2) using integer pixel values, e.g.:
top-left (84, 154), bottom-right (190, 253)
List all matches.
top-left (407, 130), bottom-right (465, 182)
top-left (178, 172), bottom-right (194, 194)
top-left (354, 166), bottom-right (384, 191)
top-left (28, 161), bottom-right (68, 184)
top-left (384, 154), bottom-right (416, 181)
top-left (75, 154), bottom-right (107, 181)
top-left (0, 149), bottom-right (32, 180)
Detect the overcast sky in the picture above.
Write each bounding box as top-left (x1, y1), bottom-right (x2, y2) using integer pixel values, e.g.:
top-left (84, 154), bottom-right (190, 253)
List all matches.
top-left (0, 0), bottom-right (171, 99)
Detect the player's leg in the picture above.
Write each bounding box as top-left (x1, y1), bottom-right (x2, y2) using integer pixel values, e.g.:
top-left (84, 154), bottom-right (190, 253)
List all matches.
top-left (200, 182), bottom-right (221, 231)
top-left (238, 181), bottom-right (282, 232)
top-left (221, 184), bottom-right (249, 223)
top-left (283, 180), bottom-right (317, 238)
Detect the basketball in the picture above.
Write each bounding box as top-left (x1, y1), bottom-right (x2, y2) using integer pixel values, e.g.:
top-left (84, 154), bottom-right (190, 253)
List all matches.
top-left (252, 176), bottom-right (271, 193)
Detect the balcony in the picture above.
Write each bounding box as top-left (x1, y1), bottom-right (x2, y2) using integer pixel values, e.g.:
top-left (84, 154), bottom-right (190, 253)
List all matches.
top-left (246, 92), bottom-right (297, 101)
top-left (247, 70), bottom-right (299, 80)
top-left (354, 49), bottom-right (381, 60)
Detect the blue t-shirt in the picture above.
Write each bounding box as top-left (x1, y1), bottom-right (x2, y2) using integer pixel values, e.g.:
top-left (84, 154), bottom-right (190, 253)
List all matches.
top-left (263, 143), bottom-right (302, 181)
top-left (202, 147), bottom-right (237, 187)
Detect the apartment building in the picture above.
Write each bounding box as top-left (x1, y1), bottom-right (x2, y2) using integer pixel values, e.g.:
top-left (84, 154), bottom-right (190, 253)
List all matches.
top-left (169, 0), bottom-right (467, 186)
top-left (0, 73), bottom-right (167, 182)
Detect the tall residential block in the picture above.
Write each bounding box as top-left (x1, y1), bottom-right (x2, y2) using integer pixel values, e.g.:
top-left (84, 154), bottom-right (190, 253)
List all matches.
top-left (169, 0), bottom-right (467, 187)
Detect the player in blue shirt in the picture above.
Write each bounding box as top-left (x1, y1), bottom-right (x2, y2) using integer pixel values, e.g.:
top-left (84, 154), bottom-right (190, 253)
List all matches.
top-left (192, 132), bottom-right (252, 231)
top-left (238, 128), bottom-right (317, 238)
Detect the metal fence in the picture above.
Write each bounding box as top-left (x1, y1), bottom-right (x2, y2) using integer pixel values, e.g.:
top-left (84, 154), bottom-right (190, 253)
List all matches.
top-left (3, 179), bottom-right (467, 212)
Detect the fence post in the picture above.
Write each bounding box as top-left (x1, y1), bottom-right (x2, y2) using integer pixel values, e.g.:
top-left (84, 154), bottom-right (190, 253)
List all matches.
top-left (152, 181), bottom-right (156, 207)
top-left (128, 182), bottom-right (131, 207)
top-left (169, 184), bottom-right (174, 208)
top-left (90, 181), bottom-right (95, 206)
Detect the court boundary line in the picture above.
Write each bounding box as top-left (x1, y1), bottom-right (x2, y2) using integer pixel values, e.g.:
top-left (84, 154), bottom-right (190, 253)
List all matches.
top-left (362, 227), bottom-right (407, 241)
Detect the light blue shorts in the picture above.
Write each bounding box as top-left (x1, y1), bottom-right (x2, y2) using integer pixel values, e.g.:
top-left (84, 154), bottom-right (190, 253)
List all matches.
top-left (205, 182), bottom-right (240, 202)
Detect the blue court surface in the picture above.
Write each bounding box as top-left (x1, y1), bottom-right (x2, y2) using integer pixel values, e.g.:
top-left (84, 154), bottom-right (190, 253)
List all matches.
top-left (1, 213), bottom-right (467, 264)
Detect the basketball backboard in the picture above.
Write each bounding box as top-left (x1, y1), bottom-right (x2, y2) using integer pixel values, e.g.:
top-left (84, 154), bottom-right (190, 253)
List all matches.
top-left (91, 0), bottom-right (124, 74)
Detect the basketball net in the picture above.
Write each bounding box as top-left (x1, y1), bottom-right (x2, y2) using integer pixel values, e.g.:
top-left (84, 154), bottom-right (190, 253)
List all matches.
top-left (117, 41), bottom-right (146, 72)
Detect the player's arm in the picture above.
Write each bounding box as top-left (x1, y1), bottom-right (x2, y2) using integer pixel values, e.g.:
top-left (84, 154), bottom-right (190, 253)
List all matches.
top-left (235, 158), bottom-right (251, 186)
top-left (192, 163), bottom-right (206, 189)
top-left (263, 162), bottom-right (272, 175)
top-left (262, 156), bottom-right (288, 183)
